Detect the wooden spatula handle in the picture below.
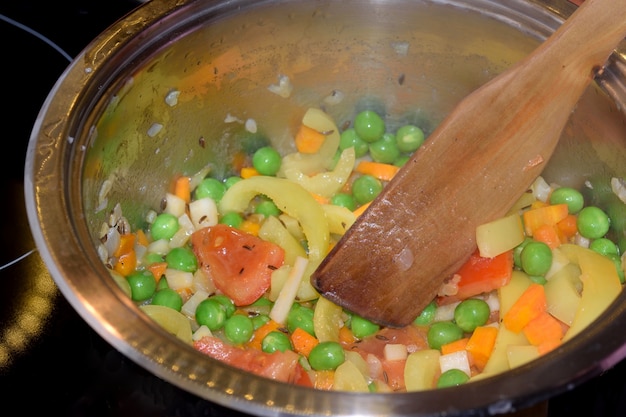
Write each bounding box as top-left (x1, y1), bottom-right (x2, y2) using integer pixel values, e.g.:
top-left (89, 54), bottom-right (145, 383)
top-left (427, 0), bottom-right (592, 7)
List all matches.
top-left (311, 0), bottom-right (626, 327)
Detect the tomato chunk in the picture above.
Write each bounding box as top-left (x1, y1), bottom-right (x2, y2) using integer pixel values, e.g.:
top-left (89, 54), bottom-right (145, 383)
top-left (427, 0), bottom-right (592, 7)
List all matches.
top-left (438, 250), bottom-right (514, 304)
top-left (194, 336), bottom-right (307, 384)
top-left (191, 224), bottom-right (285, 305)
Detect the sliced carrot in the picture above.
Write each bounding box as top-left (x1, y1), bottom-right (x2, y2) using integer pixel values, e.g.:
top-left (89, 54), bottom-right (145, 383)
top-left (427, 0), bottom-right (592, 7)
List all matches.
top-left (290, 327), bottom-right (319, 357)
top-left (147, 261), bottom-right (168, 282)
top-left (174, 175), bottom-right (191, 203)
top-left (239, 219), bottom-right (261, 236)
top-left (532, 224), bottom-right (562, 249)
top-left (355, 160), bottom-right (400, 182)
top-left (522, 204), bottom-right (569, 236)
top-left (240, 166), bottom-right (260, 179)
top-left (522, 311), bottom-right (564, 347)
top-left (502, 283), bottom-right (547, 333)
top-left (246, 319), bottom-right (283, 350)
top-left (441, 337), bottom-right (469, 355)
top-left (465, 326), bottom-right (498, 371)
top-left (352, 202), bottom-right (371, 218)
top-left (113, 233), bottom-right (136, 258)
top-left (135, 229), bottom-right (149, 247)
top-left (114, 250), bottom-right (137, 276)
top-left (338, 325), bottom-right (356, 345)
top-left (295, 124), bottom-right (326, 154)
top-left (557, 214), bottom-right (578, 240)
top-left (312, 370), bottom-right (335, 390)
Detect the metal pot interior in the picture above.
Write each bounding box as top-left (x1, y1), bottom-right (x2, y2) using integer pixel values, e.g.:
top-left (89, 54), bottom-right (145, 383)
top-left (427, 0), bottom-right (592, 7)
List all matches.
top-left (25, 0), bottom-right (626, 415)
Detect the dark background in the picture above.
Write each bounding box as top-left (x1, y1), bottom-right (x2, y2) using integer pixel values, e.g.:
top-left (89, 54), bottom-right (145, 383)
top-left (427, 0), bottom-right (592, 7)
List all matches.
top-left (1, 1), bottom-right (625, 416)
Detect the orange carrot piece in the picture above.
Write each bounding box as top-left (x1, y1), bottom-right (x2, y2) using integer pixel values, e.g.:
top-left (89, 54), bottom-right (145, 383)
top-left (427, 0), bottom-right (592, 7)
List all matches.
top-left (441, 337), bottom-right (469, 355)
top-left (353, 202), bottom-right (371, 217)
top-left (522, 311), bottom-right (564, 347)
top-left (338, 325), bottom-right (356, 345)
top-left (114, 250), bottom-right (137, 276)
top-left (113, 233), bottom-right (136, 258)
top-left (522, 204), bottom-right (569, 236)
top-left (231, 151), bottom-right (248, 173)
top-left (355, 160), bottom-right (400, 182)
top-left (295, 124), bottom-right (326, 154)
top-left (532, 224), bottom-right (562, 249)
top-left (174, 175), bottom-right (191, 203)
top-left (135, 229), bottom-right (149, 247)
top-left (537, 338), bottom-right (562, 355)
top-left (312, 370), bottom-right (335, 390)
top-left (246, 319), bottom-right (283, 350)
top-left (147, 261), bottom-right (168, 282)
top-left (290, 327), bottom-right (319, 357)
top-left (465, 326), bottom-right (498, 371)
top-left (240, 167), bottom-right (260, 179)
top-left (502, 283), bottom-right (547, 333)
top-left (557, 214), bottom-right (578, 240)
top-left (239, 219), bottom-right (260, 236)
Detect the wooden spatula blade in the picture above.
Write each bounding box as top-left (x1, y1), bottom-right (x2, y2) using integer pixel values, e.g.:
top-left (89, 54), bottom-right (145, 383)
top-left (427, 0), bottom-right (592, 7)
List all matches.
top-left (311, 0), bottom-right (626, 327)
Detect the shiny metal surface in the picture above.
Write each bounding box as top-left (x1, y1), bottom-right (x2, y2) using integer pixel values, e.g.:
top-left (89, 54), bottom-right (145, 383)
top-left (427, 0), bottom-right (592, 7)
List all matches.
top-left (24, 0), bottom-right (626, 415)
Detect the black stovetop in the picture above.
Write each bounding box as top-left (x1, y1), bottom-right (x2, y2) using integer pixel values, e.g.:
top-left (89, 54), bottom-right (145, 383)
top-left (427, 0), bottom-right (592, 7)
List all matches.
top-left (1, 1), bottom-right (626, 416)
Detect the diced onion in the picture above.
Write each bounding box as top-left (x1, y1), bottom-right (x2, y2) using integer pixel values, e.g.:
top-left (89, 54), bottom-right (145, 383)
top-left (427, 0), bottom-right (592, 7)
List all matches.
top-left (165, 268), bottom-right (194, 291)
top-left (164, 192), bottom-right (186, 217)
top-left (383, 344), bottom-right (408, 361)
top-left (189, 197), bottom-right (218, 230)
top-left (269, 256), bottom-right (309, 324)
top-left (439, 350), bottom-right (471, 377)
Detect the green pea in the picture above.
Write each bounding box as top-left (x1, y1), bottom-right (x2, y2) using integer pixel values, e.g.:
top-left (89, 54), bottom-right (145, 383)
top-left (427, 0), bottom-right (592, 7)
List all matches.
top-left (395, 124), bottom-right (425, 153)
top-left (394, 155), bottom-right (411, 167)
top-left (255, 199), bottom-right (281, 217)
top-left (151, 288), bottom-right (183, 312)
top-left (252, 146), bottom-right (282, 176)
top-left (331, 193), bottom-right (357, 211)
top-left (219, 211), bottom-right (244, 228)
top-left (252, 314), bottom-right (271, 330)
top-left (606, 253), bottom-right (625, 284)
top-left (577, 206), bottom-right (610, 239)
top-left (126, 270), bottom-right (157, 302)
top-left (156, 277), bottom-right (170, 290)
top-left (195, 298), bottom-right (227, 331)
top-left (549, 187), bottom-right (584, 214)
top-left (369, 133), bottom-right (400, 164)
top-left (413, 301), bottom-right (437, 326)
top-left (287, 304), bottom-right (315, 336)
top-left (528, 275), bottom-right (548, 285)
top-left (454, 299), bottom-right (490, 332)
top-left (513, 238), bottom-right (534, 270)
top-left (354, 110), bottom-right (385, 143)
top-left (150, 213), bottom-right (180, 241)
top-left (352, 174), bottom-right (383, 205)
top-left (590, 238), bottom-right (619, 256)
top-left (308, 341), bottom-right (345, 371)
top-left (437, 369), bottom-right (470, 388)
top-left (350, 314), bottom-right (380, 339)
top-left (209, 294), bottom-right (236, 318)
top-left (520, 241), bottom-right (553, 276)
top-left (339, 128), bottom-right (369, 158)
top-left (262, 331), bottom-right (292, 353)
top-left (143, 252), bottom-right (164, 265)
top-left (224, 314), bottom-right (254, 345)
top-left (427, 321), bottom-right (464, 350)
top-left (195, 177), bottom-right (226, 202)
top-left (165, 247), bottom-right (198, 272)
top-left (224, 176), bottom-right (242, 189)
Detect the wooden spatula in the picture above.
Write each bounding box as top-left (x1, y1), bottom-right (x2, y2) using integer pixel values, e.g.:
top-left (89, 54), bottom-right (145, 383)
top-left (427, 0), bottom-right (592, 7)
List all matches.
top-left (311, 0), bottom-right (626, 328)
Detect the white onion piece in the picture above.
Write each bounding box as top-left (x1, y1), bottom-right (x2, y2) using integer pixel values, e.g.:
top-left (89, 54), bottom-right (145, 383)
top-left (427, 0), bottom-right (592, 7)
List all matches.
top-left (439, 350), bottom-right (471, 377)
top-left (383, 344), bottom-right (408, 361)
top-left (165, 268), bottom-right (194, 291)
top-left (189, 197), bottom-right (218, 230)
top-left (164, 192), bottom-right (186, 217)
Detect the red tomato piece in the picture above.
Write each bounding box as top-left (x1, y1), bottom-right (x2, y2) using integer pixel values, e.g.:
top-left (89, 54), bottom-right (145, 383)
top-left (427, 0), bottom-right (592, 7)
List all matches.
top-left (439, 249), bottom-right (514, 304)
top-left (191, 224), bottom-right (285, 305)
top-left (193, 336), bottom-right (306, 384)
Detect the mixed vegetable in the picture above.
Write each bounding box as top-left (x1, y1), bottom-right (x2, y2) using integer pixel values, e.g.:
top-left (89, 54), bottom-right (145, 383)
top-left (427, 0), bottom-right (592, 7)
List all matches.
top-left (99, 106), bottom-right (626, 392)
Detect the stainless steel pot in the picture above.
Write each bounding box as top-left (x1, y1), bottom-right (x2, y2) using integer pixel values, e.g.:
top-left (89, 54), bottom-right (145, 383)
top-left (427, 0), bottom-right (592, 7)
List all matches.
top-left (25, 0), bottom-right (626, 415)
